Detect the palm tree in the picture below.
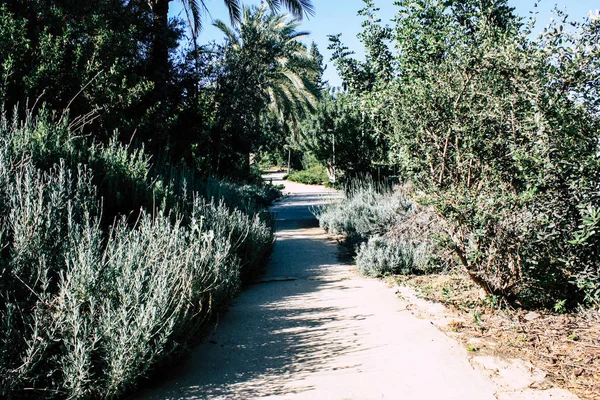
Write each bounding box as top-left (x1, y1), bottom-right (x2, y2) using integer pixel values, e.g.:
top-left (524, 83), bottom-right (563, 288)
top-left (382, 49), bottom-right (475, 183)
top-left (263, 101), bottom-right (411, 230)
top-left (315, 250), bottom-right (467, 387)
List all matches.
top-left (213, 5), bottom-right (318, 175)
top-left (146, 0), bottom-right (315, 106)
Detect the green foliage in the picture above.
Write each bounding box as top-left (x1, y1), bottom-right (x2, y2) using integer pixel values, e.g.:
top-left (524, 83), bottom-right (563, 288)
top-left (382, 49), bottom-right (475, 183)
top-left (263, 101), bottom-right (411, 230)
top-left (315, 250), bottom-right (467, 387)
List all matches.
top-left (0, 1), bottom-right (153, 138)
top-left (569, 205), bottom-right (600, 307)
top-left (554, 299), bottom-right (567, 314)
top-left (466, 343), bottom-right (479, 352)
top-left (0, 109), bottom-right (277, 399)
top-left (329, 0), bottom-right (600, 308)
top-left (0, 1), bottom-right (308, 395)
top-left (388, 0), bottom-right (600, 306)
top-left (287, 164), bottom-right (328, 185)
top-left (208, 5), bottom-right (319, 178)
top-left (299, 91), bottom-right (388, 182)
top-left (302, 1), bottom-right (395, 182)
top-left (309, 41), bottom-right (327, 91)
top-left (0, 0), bottom-right (318, 185)
top-left (328, 0), bottom-right (393, 92)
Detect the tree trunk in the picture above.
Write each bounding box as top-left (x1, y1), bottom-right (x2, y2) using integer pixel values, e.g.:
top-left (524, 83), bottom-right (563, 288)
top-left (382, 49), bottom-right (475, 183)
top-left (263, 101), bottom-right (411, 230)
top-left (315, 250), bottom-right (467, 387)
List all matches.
top-left (148, 0), bottom-right (170, 107)
top-left (453, 245), bottom-right (513, 300)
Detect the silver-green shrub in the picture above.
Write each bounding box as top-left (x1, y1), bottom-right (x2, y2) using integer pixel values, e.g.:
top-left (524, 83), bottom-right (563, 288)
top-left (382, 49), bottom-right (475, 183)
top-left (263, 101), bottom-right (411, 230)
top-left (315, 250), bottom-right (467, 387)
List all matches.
top-left (0, 109), bottom-right (276, 399)
top-left (317, 180), bottom-right (439, 277)
top-left (356, 236), bottom-right (432, 277)
top-left (316, 180), bottom-right (411, 247)
top-left (0, 160), bottom-right (99, 397)
top-left (199, 198), bottom-right (274, 285)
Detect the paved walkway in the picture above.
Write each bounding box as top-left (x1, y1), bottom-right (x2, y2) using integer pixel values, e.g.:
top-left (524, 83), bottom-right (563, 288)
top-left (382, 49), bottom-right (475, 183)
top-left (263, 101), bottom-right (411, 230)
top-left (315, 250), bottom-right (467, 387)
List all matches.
top-left (137, 174), bottom-right (497, 399)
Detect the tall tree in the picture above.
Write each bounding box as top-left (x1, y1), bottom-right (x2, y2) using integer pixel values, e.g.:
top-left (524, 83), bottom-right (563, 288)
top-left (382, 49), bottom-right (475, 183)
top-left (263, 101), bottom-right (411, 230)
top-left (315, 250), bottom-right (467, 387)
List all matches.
top-left (211, 4), bottom-right (318, 177)
top-left (329, 0), bottom-right (393, 92)
top-left (0, 0), bottom-right (152, 137)
top-left (309, 41), bottom-right (327, 91)
top-left (146, 0), bottom-right (315, 109)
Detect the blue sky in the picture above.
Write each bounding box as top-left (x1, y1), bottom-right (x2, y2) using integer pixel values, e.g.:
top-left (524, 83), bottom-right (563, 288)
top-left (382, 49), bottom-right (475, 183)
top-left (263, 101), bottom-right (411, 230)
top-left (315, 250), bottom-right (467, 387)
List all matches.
top-left (170, 0), bottom-right (599, 87)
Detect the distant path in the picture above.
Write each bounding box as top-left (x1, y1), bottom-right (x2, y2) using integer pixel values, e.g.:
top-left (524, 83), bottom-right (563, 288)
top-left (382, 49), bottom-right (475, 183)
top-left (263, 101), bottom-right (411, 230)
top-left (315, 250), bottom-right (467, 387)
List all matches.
top-left (137, 173), bottom-right (497, 399)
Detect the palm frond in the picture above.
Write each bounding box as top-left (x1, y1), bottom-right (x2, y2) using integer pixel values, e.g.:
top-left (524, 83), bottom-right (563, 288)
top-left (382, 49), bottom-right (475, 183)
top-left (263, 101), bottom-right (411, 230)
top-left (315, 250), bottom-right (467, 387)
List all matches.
top-left (288, 30), bottom-right (310, 41)
top-left (182, 0), bottom-right (207, 36)
top-left (220, 4), bottom-right (319, 127)
top-left (214, 19), bottom-right (240, 47)
top-left (264, 0), bottom-right (281, 14)
top-left (223, 0), bottom-right (242, 25)
top-left (278, 0), bottom-right (315, 19)
top-left (264, 0), bottom-right (314, 20)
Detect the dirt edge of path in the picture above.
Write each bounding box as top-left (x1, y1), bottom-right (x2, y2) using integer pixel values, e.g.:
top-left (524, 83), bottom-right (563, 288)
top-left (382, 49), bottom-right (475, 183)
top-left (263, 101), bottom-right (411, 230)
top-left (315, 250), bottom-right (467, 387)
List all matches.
top-left (388, 274), bottom-right (598, 400)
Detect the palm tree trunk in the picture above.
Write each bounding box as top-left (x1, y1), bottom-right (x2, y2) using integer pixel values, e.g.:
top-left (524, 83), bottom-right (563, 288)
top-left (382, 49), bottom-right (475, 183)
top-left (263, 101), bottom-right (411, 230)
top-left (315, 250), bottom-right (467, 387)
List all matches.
top-left (148, 0), bottom-right (170, 106)
top-left (287, 116), bottom-right (299, 175)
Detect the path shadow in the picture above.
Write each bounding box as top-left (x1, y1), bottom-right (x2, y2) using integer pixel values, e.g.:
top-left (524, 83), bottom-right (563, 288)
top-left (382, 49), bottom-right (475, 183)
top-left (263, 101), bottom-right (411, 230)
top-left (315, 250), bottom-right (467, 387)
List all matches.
top-left (165, 281), bottom-right (369, 399)
top-left (137, 191), bottom-right (369, 400)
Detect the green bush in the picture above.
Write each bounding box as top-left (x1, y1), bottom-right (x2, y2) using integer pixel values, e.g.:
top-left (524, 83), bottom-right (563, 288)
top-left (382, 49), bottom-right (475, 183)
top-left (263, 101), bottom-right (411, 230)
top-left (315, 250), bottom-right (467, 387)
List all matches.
top-left (388, 3), bottom-right (600, 307)
top-left (1, 107), bottom-right (281, 220)
top-left (0, 2), bottom-right (153, 139)
top-left (199, 198), bottom-right (275, 285)
top-left (299, 93), bottom-right (388, 182)
top-left (328, 0), bottom-right (600, 309)
top-left (287, 164), bottom-right (329, 185)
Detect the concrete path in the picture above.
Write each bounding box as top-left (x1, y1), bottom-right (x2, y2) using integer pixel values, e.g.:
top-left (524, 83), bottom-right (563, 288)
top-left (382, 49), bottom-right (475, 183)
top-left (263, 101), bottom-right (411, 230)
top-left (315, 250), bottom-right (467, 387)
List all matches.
top-left (137, 173), bottom-right (497, 400)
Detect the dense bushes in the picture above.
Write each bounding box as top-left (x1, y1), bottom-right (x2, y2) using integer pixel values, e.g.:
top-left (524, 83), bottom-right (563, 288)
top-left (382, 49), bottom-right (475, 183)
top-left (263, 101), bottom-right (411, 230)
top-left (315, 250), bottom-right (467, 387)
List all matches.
top-left (0, 1), bottom-right (153, 140)
top-left (0, 1), bottom-right (312, 397)
top-left (0, 2), bottom-right (319, 178)
top-left (0, 109), bottom-right (276, 399)
top-left (322, 0), bottom-right (600, 309)
top-left (317, 181), bottom-right (401, 245)
top-left (385, 1), bottom-right (600, 307)
top-left (316, 181), bottom-right (437, 277)
top-left (299, 93), bottom-right (387, 183)
top-left (287, 164), bottom-right (329, 185)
